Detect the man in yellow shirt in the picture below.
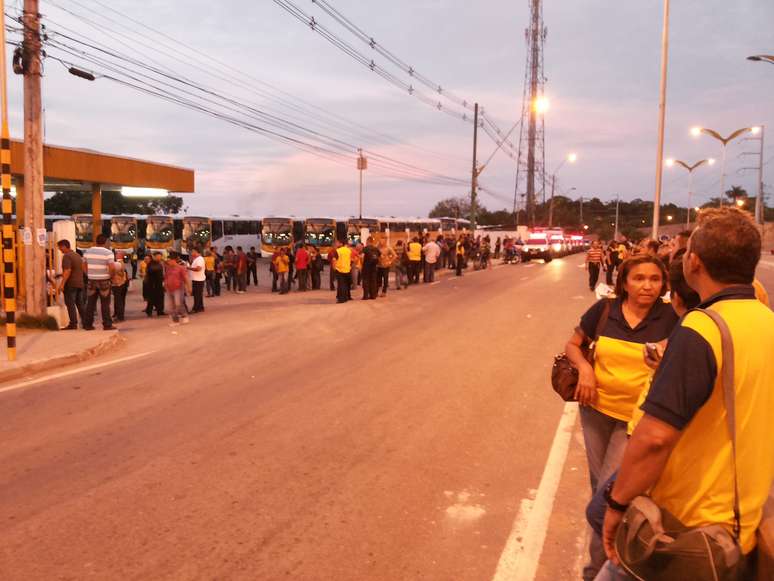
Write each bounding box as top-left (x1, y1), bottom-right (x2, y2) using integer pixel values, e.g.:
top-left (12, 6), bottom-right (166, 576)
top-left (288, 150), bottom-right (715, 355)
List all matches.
top-left (332, 240), bottom-right (352, 303)
top-left (407, 237), bottom-right (422, 284)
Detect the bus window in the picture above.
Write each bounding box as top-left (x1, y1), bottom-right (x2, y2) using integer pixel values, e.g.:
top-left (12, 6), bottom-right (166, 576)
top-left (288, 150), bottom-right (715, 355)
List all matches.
top-left (248, 221), bottom-right (258, 235)
top-left (224, 220), bottom-right (236, 236)
top-left (380, 222), bottom-right (389, 232)
top-left (212, 220), bottom-right (223, 240)
top-left (173, 219), bottom-right (183, 240)
top-left (236, 220), bottom-right (250, 235)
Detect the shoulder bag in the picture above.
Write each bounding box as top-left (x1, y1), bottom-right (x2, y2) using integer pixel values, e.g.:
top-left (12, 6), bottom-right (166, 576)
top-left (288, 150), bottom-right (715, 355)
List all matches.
top-left (614, 308), bottom-right (744, 581)
top-left (550, 299), bottom-right (611, 401)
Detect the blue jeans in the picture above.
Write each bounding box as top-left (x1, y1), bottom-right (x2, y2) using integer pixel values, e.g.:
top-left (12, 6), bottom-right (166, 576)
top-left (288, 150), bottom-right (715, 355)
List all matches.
top-left (587, 472), bottom-right (618, 537)
top-left (593, 561), bottom-right (635, 581)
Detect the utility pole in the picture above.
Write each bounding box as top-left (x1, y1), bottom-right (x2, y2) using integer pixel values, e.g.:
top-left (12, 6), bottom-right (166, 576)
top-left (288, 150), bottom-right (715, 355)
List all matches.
top-left (470, 102), bottom-right (479, 228)
top-left (756, 126), bottom-right (765, 225)
top-left (579, 196), bottom-right (583, 225)
top-left (547, 174), bottom-right (556, 227)
top-left (356, 148), bottom-right (367, 219)
top-left (651, 0), bottom-right (670, 240)
top-left (614, 195), bottom-right (620, 240)
top-left (0, 0), bottom-right (18, 360)
top-left (22, 0), bottom-right (45, 318)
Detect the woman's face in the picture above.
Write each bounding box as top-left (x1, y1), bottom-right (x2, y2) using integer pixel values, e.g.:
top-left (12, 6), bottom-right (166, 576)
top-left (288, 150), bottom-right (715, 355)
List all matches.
top-left (624, 263), bottom-right (663, 308)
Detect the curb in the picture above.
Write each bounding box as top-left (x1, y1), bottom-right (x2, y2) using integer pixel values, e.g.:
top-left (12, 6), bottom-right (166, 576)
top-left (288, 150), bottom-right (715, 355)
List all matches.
top-left (0, 331), bottom-right (124, 384)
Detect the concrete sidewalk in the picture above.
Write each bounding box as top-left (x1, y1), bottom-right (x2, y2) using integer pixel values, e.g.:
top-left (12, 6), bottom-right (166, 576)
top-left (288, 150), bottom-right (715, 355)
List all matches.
top-left (0, 329), bottom-right (122, 383)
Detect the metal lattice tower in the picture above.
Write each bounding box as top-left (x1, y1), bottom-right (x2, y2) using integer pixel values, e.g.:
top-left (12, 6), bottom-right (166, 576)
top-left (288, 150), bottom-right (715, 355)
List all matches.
top-left (513, 0), bottom-right (547, 226)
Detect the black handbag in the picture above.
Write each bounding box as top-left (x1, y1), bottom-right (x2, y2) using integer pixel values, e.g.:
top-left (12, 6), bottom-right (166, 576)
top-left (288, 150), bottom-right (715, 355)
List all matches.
top-left (551, 299), bottom-right (611, 401)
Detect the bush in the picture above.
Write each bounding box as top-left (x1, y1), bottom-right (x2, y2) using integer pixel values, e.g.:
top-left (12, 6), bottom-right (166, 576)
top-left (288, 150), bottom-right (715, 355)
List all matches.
top-left (0, 313), bottom-right (59, 330)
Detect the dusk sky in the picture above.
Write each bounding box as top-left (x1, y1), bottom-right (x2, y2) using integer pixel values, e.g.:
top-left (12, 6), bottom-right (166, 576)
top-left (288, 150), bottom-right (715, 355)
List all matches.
top-left (5, 0), bottom-right (774, 219)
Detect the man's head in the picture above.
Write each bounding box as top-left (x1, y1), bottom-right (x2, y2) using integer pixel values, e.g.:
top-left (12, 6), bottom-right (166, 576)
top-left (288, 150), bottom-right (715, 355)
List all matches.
top-left (684, 207), bottom-right (761, 289)
top-left (236, 246), bottom-right (243, 252)
top-left (115, 251), bottom-right (125, 261)
top-left (167, 250), bottom-right (178, 261)
top-left (95, 234), bottom-right (108, 246)
top-left (144, 255), bottom-right (152, 263)
top-left (366, 236), bottom-right (375, 246)
top-left (250, 246), bottom-right (255, 252)
top-left (335, 239), bottom-right (343, 248)
top-left (57, 239), bottom-right (71, 253)
top-left (152, 252), bottom-right (162, 261)
top-left (191, 248), bottom-right (200, 258)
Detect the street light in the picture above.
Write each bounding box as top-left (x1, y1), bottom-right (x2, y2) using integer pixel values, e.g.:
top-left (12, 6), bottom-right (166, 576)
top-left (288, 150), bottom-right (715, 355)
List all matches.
top-left (547, 152), bottom-right (578, 227)
top-left (533, 96), bottom-right (549, 114)
top-left (736, 198), bottom-right (745, 207)
top-left (667, 215), bottom-right (673, 221)
top-left (747, 55), bottom-right (774, 66)
top-left (690, 126), bottom-right (759, 204)
top-left (664, 157), bottom-right (715, 227)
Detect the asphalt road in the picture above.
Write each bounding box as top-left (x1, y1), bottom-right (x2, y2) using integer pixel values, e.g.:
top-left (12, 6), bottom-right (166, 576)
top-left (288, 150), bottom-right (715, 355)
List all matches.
top-left (1, 255), bottom-right (772, 581)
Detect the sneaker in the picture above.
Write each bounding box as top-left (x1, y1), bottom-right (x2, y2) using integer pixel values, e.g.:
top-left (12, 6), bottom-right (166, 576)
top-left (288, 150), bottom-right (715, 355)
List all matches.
top-left (103, 326), bottom-right (117, 331)
top-left (63, 325), bottom-right (78, 330)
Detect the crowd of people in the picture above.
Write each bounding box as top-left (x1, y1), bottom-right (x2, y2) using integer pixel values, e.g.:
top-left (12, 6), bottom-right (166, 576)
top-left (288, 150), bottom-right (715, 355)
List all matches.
top-left (570, 207), bottom-right (772, 580)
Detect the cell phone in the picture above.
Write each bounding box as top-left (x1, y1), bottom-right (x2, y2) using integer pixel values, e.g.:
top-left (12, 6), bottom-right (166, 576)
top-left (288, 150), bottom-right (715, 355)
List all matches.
top-left (645, 342), bottom-right (660, 360)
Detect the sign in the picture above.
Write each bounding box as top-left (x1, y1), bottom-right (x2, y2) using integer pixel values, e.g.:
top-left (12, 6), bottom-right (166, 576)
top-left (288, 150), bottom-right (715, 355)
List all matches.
top-left (22, 227), bottom-right (32, 246)
top-left (36, 228), bottom-right (47, 247)
top-left (357, 156), bottom-right (367, 170)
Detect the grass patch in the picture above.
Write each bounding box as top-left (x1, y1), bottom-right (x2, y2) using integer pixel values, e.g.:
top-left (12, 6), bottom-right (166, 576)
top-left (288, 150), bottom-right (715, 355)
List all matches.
top-left (0, 313), bottom-right (59, 330)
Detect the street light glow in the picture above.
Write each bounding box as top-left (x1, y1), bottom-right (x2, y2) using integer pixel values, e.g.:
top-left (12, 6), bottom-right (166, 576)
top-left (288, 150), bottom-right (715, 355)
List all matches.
top-left (121, 187), bottom-right (169, 198)
top-left (736, 198), bottom-right (745, 207)
top-left (665, 158), bottom-right (675, 167)
top-left (533, 96), bottom-right (549, 114)
top-left (568, 152), bottom-right (578, 163)
top-left (690, 126), bottom-right (702, 137)
top-left (751, 126), bottom-right (762, 135)
top-left (667, 215), bottom-right (673, 221)
top-left (707, 158), bottom-right (716, 165)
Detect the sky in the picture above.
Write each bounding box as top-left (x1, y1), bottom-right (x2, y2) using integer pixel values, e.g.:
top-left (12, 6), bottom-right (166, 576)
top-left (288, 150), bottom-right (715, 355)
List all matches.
top-left (4, 0), bottom-right (774, 219)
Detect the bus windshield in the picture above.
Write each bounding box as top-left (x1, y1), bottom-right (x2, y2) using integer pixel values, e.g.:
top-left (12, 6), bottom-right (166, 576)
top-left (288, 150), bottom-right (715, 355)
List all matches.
top-left (305, 223), bottom-right (335, 247)
top-left (111, 219), bottom-right (137, 244)
top-left (146, 218), bottom-right (174, 243)
top-left (263, 221), bottom-right (292, 246)
top-left (74, 218), bottom-right (93, 243)
top-left (184, 218), bottom-right (212, 247)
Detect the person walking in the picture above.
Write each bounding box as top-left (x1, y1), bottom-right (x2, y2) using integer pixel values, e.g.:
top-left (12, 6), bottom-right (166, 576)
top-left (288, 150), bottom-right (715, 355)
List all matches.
top-left (361, 236), bottom-right (380, 300)
top-left (586, 240), bottom-right (604, 291)
top-left (235, 246), bottom-right (248, 293)
top-left (270, 248), bottom-right (280, 292)
top-left (332, 240), bottom-right (352, 303)
top-left (494, 237), bottom-right (502, 259)
top-left (140, 254), bottom-right (152, 312)
top-left (145, 252), bottom-right (165, 317)
top-left (455, 236), bottom-right (465, 277)
top-left (407, 237), bottom-right (422, 284)
top-left (164, 251), bottom-right (189, 325)
top-left (212, 247), bottom-right (223, 297)
top-left (328, 247), bottom-right (336, 291)
top-left (57, 239), bottom-right (85, 330)
top-left (82, 234), bottom-right (115, 331)
top-left (204, 248), bottom-right (216, 297)
top-left (393, 240), bottom-right (408, 290)
top-left (273, 247), bottom-right (290, 294)
top-left (188, 248), bottom-right (206, 313)
top-left (377, 239), bottom-right (396, 297)
top-left (222, 246), bottom-right (236, 292)
top-left (295, 244), bottom-right (309, 291)
top-left (111, 251), bottom-right (129, 322)
top-left (422, 237), bottom-right (441, 283)
top-left (309, 245), bottom-right (323, 290)
top-left (247, 246), bottom-right (259, 287)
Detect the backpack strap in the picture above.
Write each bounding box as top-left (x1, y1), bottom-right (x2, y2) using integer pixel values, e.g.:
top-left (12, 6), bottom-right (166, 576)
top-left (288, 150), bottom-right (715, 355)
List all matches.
top-left (697, 308), bottom-right (741, 541)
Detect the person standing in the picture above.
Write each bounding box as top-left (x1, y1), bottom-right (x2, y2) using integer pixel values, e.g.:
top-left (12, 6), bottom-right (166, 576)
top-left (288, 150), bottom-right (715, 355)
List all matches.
top-left (328, 247), bottom-right (336, 291)
top-left (455, 236), bottom-right (465, 277)
top-left (82, 234), bottom-right (115, 331)
top-left (494, 237), bottom-right (502, 259)
top-left (309, 245), bottom-right (323, 290)
top-left (273, 248), bottom-right (290, 294)
top-left (145, 252), bottom-right (165, 316)
top-left (393, 240), bottom-right (408, 290)
top-left (247, 246), bottom-right (259, 287)
top-left (111, 251), bottom-right (129, 322)
top-left (295, 244), bottom-right (310, 291)
top-left (332, 240), bottom-right (352, 303)
top-left (188, 248), bottom-right (206, 313)
top-left (222, 246), bottom-right (236, 292)
top-left (140, 254), bottom-right (152, 312)
top-left (164, 251), bottom-right (189, 325)
top-left (361, 236), bottom-right (380, 300)
top-left (235, 246), bottom-right (248, 293)
top-left (422, 237), bottom-right (441, 283)
top-left (407, 237), bottom-right (422, 284)
top-left (377, 240), bottom-right (396, 297)
top-left (204, 248), bottom-right (216, 297)
top-left (586, 240), bottom-right (604, 291)
top-left (57, 239), bottom-right (85, 330)
top-left (286, 245), bottom-right (296, 290)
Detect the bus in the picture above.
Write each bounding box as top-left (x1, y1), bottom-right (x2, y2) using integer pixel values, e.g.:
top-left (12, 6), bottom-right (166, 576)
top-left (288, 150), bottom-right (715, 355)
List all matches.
top-left (304, 217), bottom-right (336, 259)
top-left (346, 218), bottom-right (379, 245)
top-left (72, 214), bottom-right (111, 251)
top-left (211, 216), bottom-right (261, 253)
top-left (261, 216), bottom-right (294, 258)
top-left (110, 215), bottom-right (138, 254)
top-left (378, 218), bottom-right (409, 247)
top-left (145, 215), bottom-right (175, 254)
top-left (181, 216), bottom-right (212, 255)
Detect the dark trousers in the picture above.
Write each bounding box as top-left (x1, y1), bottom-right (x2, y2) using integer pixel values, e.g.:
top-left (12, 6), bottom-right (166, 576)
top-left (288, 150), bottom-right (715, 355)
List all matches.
top-left (237, 271), bottom-right (247, 292)
top-left (63, 286), bottom-right (84, 328)
top-left (605, 265), bottom-right (615, 286)
top-left (329, 265), bottom-right (336, 290)
top-left (362, 266), bottom-right (378, 299)
top-left (84, 280), bottom-right (112, 329)
top-left (272, 271), bottom-right (279, 292)
top-left (247, 264), bottom-right (258, 286)
top-left (311, 268), bottom-right (321, 290)
top-left (205, 271), bottom-right (214, 296)
top-left (146, 285), bottom-right (164, 315)
top-left (456, 254), bottom-right (464, 276)
top-left (297, 268), bottom-right (308, 291)
top-left (336, 272), bottom-right (352, 302)
top-left (112, 283), bottom-right (128, 321)
top-left (408, 261), bottom-right (420, 284)
top-left (588, 263), bottom-right (601, 290)
top-left (424, 262), bottom-right (436, 283)
top-left (225, 268), bottom-right (236, 291)
top-left (192, 280), bottom-right (205, 311)
top-left (131, 260), bottom-right (138, 279)
top-left (377, 267), bottom-right (390, 294)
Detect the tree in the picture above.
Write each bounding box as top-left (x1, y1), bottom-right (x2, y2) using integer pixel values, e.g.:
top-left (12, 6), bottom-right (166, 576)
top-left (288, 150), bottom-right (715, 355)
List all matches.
top-left (428, 197), bottom-right (471, 219)
top-left (45, 190), bottom-right (187, 215)
top-left (725, 186), bottom-right (748, 204)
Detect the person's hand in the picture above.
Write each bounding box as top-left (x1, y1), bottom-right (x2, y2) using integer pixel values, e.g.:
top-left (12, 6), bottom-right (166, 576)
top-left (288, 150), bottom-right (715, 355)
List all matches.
top-left (643, 341), bottom-right (666, 370)
top-left (602, 507), bottom-right (624, 564)
top-left (574, 366), bottom-right (598, 406)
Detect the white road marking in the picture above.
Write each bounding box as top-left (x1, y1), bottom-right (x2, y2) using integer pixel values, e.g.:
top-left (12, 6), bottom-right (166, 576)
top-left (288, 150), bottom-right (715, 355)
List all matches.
top-left (492, 402), bottom-right (579, 581)
top-left (523, 264), bottom-right (535, 269)
top-left (0, 351), bottom-right (153, 394)
top-left (758, 260), bottom-right (774, 270)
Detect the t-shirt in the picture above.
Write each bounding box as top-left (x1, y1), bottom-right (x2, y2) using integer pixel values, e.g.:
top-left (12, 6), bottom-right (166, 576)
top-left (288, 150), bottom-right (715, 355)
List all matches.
top-left (204, 255), bottom-right (216, 271)
top-left (407, 242), bottom-right (422, 262)
top-left (362, 245), bottom-right (380, 268)
top-left (273, 255), bottom-right (289, 274)
top-left (189, 256), bottom-right (206, 282)
top-left (422, 241), bottom-right (441, 264)
top-left (643, 286), bottom-right (774, 553)
top-left (333, 246), bottom-right (352, 274)
top-left (83, 246), bottom-right (114, 281)
top-left (587, 248), bottom-right (603, 264)
top-left (110, 261), bottom-right (128, 287)
top-left (236, 252), bottom-right (248, 272)
top-left (61, 252), bottom-right (84, 289)
top-left (295, 248), bottom-right (309, 270)
top-left (164, 261), bottom-right (187, 291)
top-left (578, 297), bottom-right (678, 422)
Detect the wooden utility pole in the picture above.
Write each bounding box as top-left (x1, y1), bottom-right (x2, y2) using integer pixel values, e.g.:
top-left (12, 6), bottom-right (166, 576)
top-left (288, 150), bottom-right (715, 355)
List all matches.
top-left (22, 0), bottom-right (46, 317)
top-left (470, 103), bottom-right (479, 228)
top-left (651, 0), bottom-right (670, 240)
top-left (547, 174), bottom-right (556, 227)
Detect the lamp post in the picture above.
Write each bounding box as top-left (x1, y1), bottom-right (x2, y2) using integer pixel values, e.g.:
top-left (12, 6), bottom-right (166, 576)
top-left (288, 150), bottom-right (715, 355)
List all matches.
top-left (547, 152), bottom-right (577, 227)
top-left (691, 126), bottom-right (759, 204)
top-left (652, 0), bottom-right (670, 240)
top-left (665, 157), bottom-right (715, 228)
top-left (747, 55), bottom-right (774, 66)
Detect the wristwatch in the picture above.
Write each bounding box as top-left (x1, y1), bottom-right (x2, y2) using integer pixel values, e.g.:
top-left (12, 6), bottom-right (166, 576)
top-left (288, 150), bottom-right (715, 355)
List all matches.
top-left (603, 480), bottom-right (629, 512)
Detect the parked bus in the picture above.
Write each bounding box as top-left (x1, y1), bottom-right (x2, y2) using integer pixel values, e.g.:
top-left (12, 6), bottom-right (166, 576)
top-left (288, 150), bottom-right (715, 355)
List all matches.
top-left (181, 216), bottom-right (212, 255)
top-left (72, 214), bottom-right (110, 251)
top-left (211, 216), bottom-right (261, 252)
top-left (261, 216), bottom-right (294, 258)
top-left (378, 218), bottom-right (409, 246)
top-left (304, 217), bottom-right (336, 259)
top-left (347, 218), bottom-right (379, 245)
top-left (110, 215), bottom-right (138, 253)
top-left (145, 215), bottom-right (175, 254)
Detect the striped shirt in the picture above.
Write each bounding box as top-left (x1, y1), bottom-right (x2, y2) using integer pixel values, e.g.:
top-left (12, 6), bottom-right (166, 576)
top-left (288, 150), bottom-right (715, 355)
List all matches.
top-left (587, 248), bottom-right (603, 264)
top-left (83, 246), bottom-right (114, 280)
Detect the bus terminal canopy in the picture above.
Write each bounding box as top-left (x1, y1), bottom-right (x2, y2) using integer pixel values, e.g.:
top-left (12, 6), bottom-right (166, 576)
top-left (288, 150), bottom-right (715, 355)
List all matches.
top-left (10, 139), bottom-right (195, 193)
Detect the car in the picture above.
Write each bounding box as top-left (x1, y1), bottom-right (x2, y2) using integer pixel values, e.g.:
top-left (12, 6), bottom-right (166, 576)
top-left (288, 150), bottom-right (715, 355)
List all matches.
top-left (522, 235), bottom-right (552, 262)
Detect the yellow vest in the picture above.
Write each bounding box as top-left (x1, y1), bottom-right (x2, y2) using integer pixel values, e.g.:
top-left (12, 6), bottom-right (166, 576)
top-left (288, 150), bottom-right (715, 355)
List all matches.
top-left (407, 242), bottom-right (422, 261)
top-left (334, 246), bottom-right (352, 273)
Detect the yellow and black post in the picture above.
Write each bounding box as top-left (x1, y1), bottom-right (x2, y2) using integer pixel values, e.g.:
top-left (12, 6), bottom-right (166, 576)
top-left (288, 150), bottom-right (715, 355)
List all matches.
top-left (0, 1), bottom-right (17, 360)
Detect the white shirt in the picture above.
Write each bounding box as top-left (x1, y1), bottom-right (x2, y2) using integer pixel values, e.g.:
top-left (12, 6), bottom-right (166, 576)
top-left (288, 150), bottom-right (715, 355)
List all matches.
top-left (422, 241), bottom-right (441, 264)
top-left (189, 255), bottom-right (206, 282)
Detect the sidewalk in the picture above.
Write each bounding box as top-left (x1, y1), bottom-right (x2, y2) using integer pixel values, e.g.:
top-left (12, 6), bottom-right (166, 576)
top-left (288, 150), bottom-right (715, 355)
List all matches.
top-left (0, 329), bottom-right (122, 383)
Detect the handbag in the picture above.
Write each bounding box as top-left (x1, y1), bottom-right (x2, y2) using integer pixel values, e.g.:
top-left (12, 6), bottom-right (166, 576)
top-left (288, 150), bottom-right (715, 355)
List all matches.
top-left (615, 308), bottom-right (744, 581)
top-left (551, 299), bottom-right (611, 401)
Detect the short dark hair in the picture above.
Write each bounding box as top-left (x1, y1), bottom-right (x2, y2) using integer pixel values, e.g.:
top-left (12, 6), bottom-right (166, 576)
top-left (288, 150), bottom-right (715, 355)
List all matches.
top-left (95, 234), bottom-right (108, 245)
top-left (646, 240), bottom-right (660, 253)
top-left (615, 255), bottom-right (668, 299)
top-left (668, 257), bottom-right (700, 310)
top-left (57, 239), bottom-right (71, 249)
top-left (690, 207), bottom-right (760, 284)
top-left (677, 230), bottom-right (692, 239)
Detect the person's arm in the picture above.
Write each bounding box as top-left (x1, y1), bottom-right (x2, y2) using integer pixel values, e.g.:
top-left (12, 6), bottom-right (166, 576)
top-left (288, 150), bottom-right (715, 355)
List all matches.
top-left (565, 329), bottom-right (597, 406)
top-left (189, 259), bottom-right (203, 272)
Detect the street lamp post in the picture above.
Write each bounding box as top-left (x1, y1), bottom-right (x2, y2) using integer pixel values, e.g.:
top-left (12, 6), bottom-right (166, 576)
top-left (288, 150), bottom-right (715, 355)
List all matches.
top-left (547, 152), bottom-right (577, 227)
top-left (691, 126), bottom-right (759, 205)
top-left (665, 157), bottom-right (715, 228)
